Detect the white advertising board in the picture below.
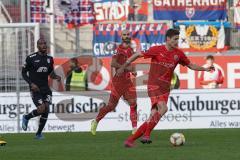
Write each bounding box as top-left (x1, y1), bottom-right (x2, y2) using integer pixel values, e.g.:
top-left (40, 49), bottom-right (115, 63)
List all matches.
top-left (0, 89), bottom-right (240, 133)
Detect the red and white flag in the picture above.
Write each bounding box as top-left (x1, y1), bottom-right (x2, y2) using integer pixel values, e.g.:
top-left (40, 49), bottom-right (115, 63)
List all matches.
top-left (30, 0), bottom-right (95, 27)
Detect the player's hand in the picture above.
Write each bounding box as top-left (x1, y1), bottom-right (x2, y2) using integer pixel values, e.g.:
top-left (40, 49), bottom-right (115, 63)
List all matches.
top-left (205, 66), bottom-right (215, 72)
top-left (116, 67), bottom-right (124, 76)
top-left (30, 83), bottom-right (40, 92)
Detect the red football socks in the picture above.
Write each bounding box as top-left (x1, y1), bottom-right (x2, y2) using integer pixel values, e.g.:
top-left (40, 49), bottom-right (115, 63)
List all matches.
top-left (130, 105), bottom-right (137, 128)
top-left (96, 106), bottom-right (111, 122)
top-left (144, 112), bottom-right (161, 137)
top-left (128, 122), bottom-right (147, 142)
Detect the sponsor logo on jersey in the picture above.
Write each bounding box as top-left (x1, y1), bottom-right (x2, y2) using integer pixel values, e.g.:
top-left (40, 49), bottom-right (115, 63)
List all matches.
top-left (37, 67), bottom-right (48, 72)
top-left (158, 61), bottom-right (175, 68)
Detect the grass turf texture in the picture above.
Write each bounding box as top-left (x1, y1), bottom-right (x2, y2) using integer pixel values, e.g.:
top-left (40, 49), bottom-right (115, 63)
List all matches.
top-left (0, 129), bottom-right (240, 160)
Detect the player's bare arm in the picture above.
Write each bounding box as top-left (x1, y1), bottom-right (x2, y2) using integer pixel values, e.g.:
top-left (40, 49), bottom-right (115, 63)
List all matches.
top-left (116, 52), bottom-right (143, 75)
top-left (111, 56), bottom-right (122, 69)
top-left (187, 63), bottom-right (214, 72)
top-left (112, 55), bottom-right (135, 73)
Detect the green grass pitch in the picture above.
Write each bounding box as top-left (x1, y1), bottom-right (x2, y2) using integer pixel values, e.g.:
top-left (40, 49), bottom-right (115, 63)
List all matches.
top-left (1, 129), bottom-right (240, 160)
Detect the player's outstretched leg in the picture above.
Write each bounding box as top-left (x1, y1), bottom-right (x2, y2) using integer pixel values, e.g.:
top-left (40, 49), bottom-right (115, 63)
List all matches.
top-left (91, 95), bottom-right (118, 136)
top-left (91, 119), bottom-right (98, 136)
top-left (140, 109), bottom-right (159, 144)
top-left (22, 109), bottom-right (40, 131)
top-left (124, 122), bottom-right (147, 148)
top-left (22, 114), bottom-right (29, 131)
top-left (91, 103), bottom-right (116, 136)
top-left (141, 102), bottom-right (167, 144)
top-left (129, 104), bottom-right (137, 134)
top-left (125, 84), bottom-right (138, 134)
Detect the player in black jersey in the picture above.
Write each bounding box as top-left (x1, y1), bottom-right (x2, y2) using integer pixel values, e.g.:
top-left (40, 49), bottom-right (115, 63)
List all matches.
top-left (21, 39), bottom-right (61, 139)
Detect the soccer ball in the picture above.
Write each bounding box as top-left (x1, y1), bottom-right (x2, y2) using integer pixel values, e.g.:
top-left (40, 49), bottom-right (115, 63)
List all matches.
top-left (170, 133), bottom-right (185, 146)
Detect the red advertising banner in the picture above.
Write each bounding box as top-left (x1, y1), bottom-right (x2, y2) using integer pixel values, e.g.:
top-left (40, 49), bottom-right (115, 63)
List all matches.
top-left (93, 0), bottom-right (129, 22)
top-left (52, 55), bottom-right (240, 91)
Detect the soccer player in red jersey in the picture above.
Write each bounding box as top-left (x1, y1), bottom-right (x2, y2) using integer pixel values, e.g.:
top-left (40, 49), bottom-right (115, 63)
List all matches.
top-left (117, 29), bottom-right (214, 147)
top-left (91, 30), bottom-right (138, 135)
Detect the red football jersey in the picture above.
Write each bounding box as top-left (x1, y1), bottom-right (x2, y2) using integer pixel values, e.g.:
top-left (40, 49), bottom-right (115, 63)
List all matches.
top-left (142, 45), bottom-right (190, 92)
top-left (112, 44), bottom-right (134, 81)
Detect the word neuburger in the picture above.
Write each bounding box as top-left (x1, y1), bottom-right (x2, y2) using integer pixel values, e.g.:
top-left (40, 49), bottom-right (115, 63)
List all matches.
top-left (169, 96), bottom-right (240, 114)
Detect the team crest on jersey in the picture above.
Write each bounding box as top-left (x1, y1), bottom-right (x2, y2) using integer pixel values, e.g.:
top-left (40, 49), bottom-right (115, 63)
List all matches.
top-left (174, 55), bottom-right (179, 61)
top-left (47, 58), bottom-right (50, 63)
top-left (37, 67), bottom-right (48, 72)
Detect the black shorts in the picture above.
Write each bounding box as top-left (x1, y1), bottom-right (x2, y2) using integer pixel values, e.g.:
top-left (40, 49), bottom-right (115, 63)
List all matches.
top-left (30, 90), bottom-right (52, 107)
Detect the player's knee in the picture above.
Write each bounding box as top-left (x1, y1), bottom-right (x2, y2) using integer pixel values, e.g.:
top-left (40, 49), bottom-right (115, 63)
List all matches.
top-left (151, 103), bottom-right (158, 110)
top-left (44, 103), bottom-right (50, 113)
top-left (37, 104), bottom-right (45, 114)
top-left (150, 108), bottom-right (157, 115)
top-left (157, 102), bottom-right (168, 114)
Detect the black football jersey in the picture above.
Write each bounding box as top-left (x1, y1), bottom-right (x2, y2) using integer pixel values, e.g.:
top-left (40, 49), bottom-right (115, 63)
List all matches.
top-left (22, 52), bottom-right (54, 90)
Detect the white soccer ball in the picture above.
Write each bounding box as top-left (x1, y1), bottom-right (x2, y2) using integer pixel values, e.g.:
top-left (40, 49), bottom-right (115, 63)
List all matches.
top-left (170, 133), bottom-right (185, 146)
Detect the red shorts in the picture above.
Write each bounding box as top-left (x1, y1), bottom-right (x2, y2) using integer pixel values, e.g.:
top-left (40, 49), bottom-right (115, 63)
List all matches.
top-left (148, 85), bottom-right (170, 106)
top-left (110, 79), bottom-right (136, 101)
top-left (149, 93), bottom-right (169, 107)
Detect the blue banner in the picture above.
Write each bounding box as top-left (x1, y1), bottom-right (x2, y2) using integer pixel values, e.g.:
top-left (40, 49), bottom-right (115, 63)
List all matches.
top-left (93, 23), bottom-right (170, 57)
top-left (153, 0), bottom-right (227, 20)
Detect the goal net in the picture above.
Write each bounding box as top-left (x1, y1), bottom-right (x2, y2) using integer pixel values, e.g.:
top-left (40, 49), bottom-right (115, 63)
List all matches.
top-left (0, 23), bottom-right (40, 92)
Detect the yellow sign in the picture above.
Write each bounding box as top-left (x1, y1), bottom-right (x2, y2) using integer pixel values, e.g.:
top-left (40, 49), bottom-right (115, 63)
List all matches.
top-left (186, 25), bottom-right (218, 50)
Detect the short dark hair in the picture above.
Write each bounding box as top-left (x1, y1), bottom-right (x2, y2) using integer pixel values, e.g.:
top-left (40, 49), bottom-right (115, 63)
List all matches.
top-left (37, 38), bottom-right (46, 44)
top-left (165, 29), bottom-right (180, 39)
top-left (206, 55), bottom-right (214, 60)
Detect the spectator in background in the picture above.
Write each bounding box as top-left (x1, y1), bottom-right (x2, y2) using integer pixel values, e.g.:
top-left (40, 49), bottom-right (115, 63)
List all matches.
top-left (128, 0), bottom-right (148, 21)
top-left (199, 55), bottom-right (224, 89)
top-left (65, 58), bottom-right (88, 91)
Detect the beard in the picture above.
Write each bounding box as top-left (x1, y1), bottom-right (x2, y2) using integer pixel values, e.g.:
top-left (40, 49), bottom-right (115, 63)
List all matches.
top-left (122, 37), bottom-right (131, 44)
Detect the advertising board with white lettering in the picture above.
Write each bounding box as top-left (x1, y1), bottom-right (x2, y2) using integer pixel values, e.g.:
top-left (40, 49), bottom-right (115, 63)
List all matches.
top-left (153, 0), bottom-right (227, 20)
top-left (1, 89), bottom-right (240, 133)
top-left (93, 0), bottom-right (129, 22)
